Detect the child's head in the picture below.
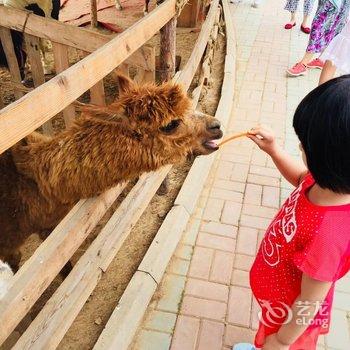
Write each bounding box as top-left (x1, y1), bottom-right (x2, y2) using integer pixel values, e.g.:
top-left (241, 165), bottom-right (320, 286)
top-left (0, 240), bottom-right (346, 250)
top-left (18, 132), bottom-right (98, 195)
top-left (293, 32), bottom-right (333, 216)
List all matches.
top-left (293, 75), bottom-right (350, 194)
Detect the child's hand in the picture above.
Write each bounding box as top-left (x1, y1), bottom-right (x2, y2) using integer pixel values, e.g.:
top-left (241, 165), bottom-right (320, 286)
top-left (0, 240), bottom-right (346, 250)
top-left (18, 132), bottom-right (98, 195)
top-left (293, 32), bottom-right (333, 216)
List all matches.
top-left (247, 126), bottom-right (280, 156)
top-left (262, 334), bottom-right (289, 350)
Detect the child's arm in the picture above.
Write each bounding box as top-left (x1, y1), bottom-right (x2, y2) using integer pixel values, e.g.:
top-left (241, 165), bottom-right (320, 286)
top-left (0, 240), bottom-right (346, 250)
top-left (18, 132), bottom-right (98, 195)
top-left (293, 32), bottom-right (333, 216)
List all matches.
top-left (247, 126), bottom-right (307, 187)
top-left (262, 273), bottom-right (332, 350)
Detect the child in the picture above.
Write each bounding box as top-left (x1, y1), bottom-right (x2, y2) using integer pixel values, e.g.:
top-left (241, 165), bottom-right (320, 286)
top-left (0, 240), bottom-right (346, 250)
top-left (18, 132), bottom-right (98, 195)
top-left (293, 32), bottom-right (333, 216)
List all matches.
top-left (287, 0), bottom-right (350, 77)
top-left (319, 16), bottom-right (350, 84)
top-left (235, 76), bottom-right (350, 350)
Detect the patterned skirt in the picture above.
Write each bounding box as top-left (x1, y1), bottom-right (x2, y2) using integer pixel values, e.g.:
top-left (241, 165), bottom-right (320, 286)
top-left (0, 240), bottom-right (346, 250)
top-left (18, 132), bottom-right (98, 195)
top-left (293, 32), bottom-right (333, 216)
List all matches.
top-left (307, 0), bottom-right (350, 53)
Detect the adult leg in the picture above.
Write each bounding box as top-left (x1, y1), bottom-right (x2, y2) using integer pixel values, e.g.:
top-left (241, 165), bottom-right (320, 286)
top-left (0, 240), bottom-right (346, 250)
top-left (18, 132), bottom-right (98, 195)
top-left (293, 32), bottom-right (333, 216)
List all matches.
top-left (301, 0), bottom-right (315, 31)
top-left (284, 0), bottom-right (299, 28)
top-left (287, 0), bottom-right (329, 76)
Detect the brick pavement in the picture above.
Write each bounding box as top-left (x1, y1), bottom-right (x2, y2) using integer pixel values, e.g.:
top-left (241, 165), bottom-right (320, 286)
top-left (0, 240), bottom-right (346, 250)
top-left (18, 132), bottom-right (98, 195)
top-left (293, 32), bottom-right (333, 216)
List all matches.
top-left (132, 0), bottom-right (350, 349)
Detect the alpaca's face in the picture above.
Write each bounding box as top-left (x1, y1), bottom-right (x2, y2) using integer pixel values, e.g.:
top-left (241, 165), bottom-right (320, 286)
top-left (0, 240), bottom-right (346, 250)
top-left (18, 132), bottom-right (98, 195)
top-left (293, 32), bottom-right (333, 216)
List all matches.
top-left (115, 74), bottom-right (223, 158)
top-left (80, 74), bottom-right (223, 162)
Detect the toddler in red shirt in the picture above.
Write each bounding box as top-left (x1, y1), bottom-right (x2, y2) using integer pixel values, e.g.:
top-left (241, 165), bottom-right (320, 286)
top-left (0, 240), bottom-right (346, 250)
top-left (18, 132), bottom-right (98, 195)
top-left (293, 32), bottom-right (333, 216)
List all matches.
top-left (237, 76), bottom-right (350, 350)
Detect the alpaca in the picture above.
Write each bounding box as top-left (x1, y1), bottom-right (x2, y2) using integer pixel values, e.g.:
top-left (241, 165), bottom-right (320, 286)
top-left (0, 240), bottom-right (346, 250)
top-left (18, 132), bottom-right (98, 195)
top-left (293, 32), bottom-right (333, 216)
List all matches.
top-left (0, 74), bottom-right (222, 271)
top-left (0, 260), bottom-right (13, 300)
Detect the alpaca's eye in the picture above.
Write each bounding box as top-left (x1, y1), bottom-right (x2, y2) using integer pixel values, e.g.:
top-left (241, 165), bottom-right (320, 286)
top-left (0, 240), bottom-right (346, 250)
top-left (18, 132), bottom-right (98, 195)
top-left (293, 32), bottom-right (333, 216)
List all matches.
top-left (160, 119), bottom-right (181, 134)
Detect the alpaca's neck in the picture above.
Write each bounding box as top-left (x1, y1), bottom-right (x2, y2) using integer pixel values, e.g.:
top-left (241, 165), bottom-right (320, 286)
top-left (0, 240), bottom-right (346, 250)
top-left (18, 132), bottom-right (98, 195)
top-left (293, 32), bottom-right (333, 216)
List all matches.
top-left (15, 117), bottom-right (166, 204)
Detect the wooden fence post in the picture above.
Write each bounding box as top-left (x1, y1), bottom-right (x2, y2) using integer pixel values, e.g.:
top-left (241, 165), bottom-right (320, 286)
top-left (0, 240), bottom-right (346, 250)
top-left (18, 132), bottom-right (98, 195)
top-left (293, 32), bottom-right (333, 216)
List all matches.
top-left (90, 0), bottom-right (98, 28)
top-left (52, 42), bottom-right (76, 127)
top-left (157, 0), bottom-right (177, 82)
top-left (24, 33), bottom-right (54, 135)
top-left (0, 27), bottom-right (24, 99)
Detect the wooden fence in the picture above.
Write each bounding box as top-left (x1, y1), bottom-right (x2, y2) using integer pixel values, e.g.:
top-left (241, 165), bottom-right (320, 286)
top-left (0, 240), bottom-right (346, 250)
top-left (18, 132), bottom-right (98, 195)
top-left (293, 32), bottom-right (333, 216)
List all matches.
top-left (0, 0), bottom-right (224, 348)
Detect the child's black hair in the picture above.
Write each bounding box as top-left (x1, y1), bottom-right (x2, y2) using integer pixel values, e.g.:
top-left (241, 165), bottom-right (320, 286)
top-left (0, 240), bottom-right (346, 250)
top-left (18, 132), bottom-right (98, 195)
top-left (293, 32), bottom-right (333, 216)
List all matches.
top-left (293, 75), bottom-right (350, 193)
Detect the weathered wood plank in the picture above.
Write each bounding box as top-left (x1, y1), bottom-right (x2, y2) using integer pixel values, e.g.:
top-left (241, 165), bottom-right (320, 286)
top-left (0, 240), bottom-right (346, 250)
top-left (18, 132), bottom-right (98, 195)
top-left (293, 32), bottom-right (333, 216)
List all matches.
top-left (0, 27), bottom-right (23, 99)
top-left (90, 80), bottom-right (106, 105)
top-left (177, 0), bottom-right (200, 28)
top-left (0, 93), bottom-right (4, 109)
top-left (93, 206), bottom-right (189, 350)
top-left (52, 42), bottom-right (76, 127)
top-left (191, 8), bottom-right (221, 106)
top-left (8, 3), bottom-right (209, 342)
top-left (24, 33), bottom-right (54, 135)
top-left (0, 185), bottom-right (125, 345)
top-left (11, 169), bottom-right (169, 350)
top-left (176, 0), bottom-right (219, 91)
top-left (93, 3), bottom-right (233, 349)
top-left (0, 7), bottom-right (156, 71)
top-left (158, 13), bottom-right (177, 81)
top-left (90, 0), bottom-right (98, 28)
top-left (133, 46), bottom-right (155, 83)
top-left (0, 0), bottom-right (176, 154)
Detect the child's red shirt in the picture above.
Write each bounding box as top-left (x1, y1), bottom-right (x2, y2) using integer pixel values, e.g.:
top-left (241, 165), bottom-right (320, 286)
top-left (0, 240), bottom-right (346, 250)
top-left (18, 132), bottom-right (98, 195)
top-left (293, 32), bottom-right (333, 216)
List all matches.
top-left (250, 174), bottom-right (350, 349)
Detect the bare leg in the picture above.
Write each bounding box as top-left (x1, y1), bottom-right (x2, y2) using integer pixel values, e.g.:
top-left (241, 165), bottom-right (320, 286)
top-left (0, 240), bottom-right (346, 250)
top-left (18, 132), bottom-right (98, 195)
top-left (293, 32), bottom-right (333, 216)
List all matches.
top-left (319, 60), bottom-right (337, 85)
top-left (302, 0), bottom-right (314, 27)
top-left (301, 14), bottom-right (309, 27)
top-left (300, 51), bottom-right (314, 65)
top-left (289, 11), bottom-right (296, 25)
top-left (144, 0), bottom-right (150, 15)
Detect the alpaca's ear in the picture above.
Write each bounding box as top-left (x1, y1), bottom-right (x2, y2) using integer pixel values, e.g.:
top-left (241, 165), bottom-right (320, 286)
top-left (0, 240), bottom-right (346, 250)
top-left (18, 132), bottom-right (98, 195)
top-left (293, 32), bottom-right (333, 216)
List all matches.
top-left (75, 102), bottom-right (111, 115)
top-left (166, 84), bottom-right (186, 109)
top-left (164, 84), bottom-right (190, 114)
top-left (76, 102), bottom-right (125, 122)
top-left (116, 73), bottom-right (134, 94)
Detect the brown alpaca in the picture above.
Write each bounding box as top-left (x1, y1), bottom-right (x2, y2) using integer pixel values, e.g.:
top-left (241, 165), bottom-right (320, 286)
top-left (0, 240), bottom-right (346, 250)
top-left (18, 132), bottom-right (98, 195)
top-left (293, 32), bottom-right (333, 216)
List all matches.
top-left (0, 74), bottom-right (223, 271)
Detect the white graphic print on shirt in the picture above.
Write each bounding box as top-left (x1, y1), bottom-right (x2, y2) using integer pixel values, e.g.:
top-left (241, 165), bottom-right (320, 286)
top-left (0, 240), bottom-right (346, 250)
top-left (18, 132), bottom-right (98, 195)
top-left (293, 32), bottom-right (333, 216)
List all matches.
top-left (262, 185), bottom-right (302, 267)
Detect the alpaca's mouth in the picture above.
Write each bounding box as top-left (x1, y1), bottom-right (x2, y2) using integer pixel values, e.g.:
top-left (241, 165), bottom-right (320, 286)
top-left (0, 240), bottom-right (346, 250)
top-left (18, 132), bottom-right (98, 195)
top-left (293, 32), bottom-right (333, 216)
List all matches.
top-left (203, 140), bottom-right (219, 151)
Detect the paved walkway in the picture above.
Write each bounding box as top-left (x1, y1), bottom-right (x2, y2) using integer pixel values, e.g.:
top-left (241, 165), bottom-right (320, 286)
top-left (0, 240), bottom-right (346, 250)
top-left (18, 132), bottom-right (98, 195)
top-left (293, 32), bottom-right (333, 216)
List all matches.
top-left (133, 0), bottom-right (350, 349)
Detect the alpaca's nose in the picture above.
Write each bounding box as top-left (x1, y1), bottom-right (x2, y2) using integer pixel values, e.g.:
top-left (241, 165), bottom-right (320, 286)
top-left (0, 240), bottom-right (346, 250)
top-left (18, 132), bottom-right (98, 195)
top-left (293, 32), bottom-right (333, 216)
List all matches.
top-left (207, 119), bottom-right (221, 130)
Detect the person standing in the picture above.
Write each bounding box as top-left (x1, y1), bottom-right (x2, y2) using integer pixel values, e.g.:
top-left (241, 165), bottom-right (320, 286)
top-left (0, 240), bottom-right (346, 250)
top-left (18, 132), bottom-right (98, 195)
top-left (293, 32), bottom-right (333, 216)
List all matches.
top-left (287, 0), bottom-right (350, 77)
top-left (284, 0), bottom-right (315, 33)
top-left (318, 15), bottom-right (350, 84)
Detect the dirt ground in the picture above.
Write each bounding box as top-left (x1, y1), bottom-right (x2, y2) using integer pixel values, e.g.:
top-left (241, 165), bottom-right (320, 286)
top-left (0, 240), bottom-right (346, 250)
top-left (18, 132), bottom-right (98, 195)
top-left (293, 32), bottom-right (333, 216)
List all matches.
top-left (0, 19), bottom-right (225, 350)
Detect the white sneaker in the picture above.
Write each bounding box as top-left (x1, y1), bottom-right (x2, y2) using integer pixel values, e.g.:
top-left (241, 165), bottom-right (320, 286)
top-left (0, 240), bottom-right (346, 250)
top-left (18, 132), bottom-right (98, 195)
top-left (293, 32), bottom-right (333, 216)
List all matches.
top-left (251, 0), bottom-right (261, 7)
top-left (232, 344), bottom-right (256, 350)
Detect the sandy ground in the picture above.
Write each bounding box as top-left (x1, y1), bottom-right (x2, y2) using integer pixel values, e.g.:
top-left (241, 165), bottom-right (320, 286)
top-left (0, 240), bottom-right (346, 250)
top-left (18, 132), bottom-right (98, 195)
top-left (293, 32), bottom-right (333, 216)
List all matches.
top-left (0, 20), bottom-right (225, 350)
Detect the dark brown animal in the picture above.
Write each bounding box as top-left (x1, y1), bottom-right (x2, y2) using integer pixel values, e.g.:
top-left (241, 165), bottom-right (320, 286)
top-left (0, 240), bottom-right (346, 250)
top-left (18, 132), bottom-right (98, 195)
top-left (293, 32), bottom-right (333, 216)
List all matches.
top-left (0, 0), bottom-right (61, 80)
top-left (0, 74), bottom-right (222, 270)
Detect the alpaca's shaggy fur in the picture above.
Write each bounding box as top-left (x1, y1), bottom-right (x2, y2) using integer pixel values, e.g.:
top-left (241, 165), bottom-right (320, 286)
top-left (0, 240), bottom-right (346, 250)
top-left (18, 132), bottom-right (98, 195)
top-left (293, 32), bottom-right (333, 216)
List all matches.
top-left (0, 74), bottom-right (222, 270)
top-left (0, 260), bottom-right (13, 299)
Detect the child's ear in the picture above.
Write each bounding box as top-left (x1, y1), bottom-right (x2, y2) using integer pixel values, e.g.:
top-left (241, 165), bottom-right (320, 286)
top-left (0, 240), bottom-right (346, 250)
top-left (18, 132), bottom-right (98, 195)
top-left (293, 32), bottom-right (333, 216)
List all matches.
top-left (115, 73), bottom-right (134, 94)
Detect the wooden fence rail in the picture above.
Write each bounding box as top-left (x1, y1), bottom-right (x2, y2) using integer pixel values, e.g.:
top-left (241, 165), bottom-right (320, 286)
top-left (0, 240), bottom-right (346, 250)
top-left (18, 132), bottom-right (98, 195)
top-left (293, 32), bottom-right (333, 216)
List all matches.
top-left (0, 1), bottom-right (221, 348)
top-left (0, 6), bottom-right (155, 71)
top-left (0, 0), bottom-right (175, 154)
